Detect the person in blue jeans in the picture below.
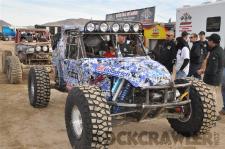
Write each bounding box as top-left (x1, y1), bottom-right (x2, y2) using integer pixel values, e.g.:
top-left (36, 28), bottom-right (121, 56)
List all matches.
top-left (220, 63), bottom-right (225, 115)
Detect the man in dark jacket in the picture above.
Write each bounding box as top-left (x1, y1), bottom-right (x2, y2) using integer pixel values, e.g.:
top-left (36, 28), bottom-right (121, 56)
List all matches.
top-left (188, 33), bottom-right (204, 79)
top-left (158, 31), bottom-right (177, 73)
top-left (203, 34), bottom-right (224, 86)
top-left (199, 33), bottom-right (224, 120)
top-left (198, 31), bottom-right (208, 59)
top-left (116, 34), bottom-right (131, 57)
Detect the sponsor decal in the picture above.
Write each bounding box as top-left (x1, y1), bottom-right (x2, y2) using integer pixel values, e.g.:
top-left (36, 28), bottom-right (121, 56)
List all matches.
top-left (179, 12), bottom-right (193, 33)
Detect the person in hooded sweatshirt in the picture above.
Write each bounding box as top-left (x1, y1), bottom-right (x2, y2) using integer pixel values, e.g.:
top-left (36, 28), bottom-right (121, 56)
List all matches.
top-left (175, 36), bottom-right (190, 79)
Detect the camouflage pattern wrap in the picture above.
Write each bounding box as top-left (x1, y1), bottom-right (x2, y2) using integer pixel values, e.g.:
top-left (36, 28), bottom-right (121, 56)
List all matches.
top-left (63, 57), bottom-right (171, 90)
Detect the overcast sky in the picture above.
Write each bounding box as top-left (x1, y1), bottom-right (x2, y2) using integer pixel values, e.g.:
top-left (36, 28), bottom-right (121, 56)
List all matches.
top-left (0, 0), bottom-right (215, 26)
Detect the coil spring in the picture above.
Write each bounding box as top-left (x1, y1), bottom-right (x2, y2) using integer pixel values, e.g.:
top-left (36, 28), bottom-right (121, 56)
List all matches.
top-left (114, 82), bottom-right (132, 113)
top-left (119, 82), bottom-right (132, 102)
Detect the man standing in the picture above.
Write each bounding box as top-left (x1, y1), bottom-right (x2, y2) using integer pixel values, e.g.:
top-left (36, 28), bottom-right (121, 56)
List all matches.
top-left (158, 31), bottom-right (177, 73)
top-left (188, 33), bottom-right (203, 79)
top-left (199, 33), bottom-right (224, 120)
top-left (198, 31), bottom-right (208, 58)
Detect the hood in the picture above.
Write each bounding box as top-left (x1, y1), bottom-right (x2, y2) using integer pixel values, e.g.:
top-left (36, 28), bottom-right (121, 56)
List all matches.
top-left (80, 56), bottom-right (171, 88)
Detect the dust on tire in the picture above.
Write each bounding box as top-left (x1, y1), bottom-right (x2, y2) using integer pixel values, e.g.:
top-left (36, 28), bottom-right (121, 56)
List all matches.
top-left (168, 78), bottom-right (216, 136)
top-left (28, 66), bottom-right (51, 108)
top-left (65, 86), bottom-right (112, 149)
top-left (6, 56), bottom-right (22, 84)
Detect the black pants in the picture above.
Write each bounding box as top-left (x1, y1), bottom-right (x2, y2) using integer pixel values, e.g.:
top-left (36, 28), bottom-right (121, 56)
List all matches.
top-left (188, 63), bottom-right (201, 79)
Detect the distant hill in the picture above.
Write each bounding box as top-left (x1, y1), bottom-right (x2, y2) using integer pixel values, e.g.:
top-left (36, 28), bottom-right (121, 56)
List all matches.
top-left (0, 20), bottom-right (11, 26)
top-left (43, 18), bottom-right (90, 26)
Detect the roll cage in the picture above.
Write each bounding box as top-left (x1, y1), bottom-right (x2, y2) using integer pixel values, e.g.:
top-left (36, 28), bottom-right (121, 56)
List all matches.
top-left (62, 20), bottom-right (146, 60)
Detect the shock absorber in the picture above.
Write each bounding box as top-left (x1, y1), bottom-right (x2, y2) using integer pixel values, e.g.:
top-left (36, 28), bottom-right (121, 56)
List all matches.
top-left (114, 82), bottom-right (132, 113)
top-left (119, 82), bottom-right (132, 102)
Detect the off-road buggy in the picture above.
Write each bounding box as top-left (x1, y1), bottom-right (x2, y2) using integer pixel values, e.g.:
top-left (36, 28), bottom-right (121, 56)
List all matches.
top-left (2, 28), bottom-right (52, 84)
top-left (27, 21), bottom-right (216, 149)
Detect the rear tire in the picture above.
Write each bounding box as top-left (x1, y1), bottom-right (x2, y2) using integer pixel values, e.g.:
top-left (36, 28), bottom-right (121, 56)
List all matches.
top-left (6, 56), bottom-right (22, 84)
top-left (65, 86), bottom-right (112, 149)
top-left (168, 78), bottom-right (216, 136)
top-left (28, 66), bottom-right (50, 108)
top-left (2, 50), bottom-right (12, 73)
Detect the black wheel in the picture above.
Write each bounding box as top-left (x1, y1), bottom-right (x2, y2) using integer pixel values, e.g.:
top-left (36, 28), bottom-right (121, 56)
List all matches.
top-left (2, 51), bottom-right (12, 73)
top-left (28, 66), bottom-right (50, 108)
top-left (54, 67), bottom-right (67, 92)
top-left (168, 78), bottom-right (216, 137)
top-left (65, 86), bottom-right (112, 149)
top-left (6, 56), bottom-right (22, 84)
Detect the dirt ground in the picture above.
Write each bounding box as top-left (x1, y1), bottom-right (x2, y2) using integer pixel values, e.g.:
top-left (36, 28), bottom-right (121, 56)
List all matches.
top-left (0, 41), bottom-right (225, 149)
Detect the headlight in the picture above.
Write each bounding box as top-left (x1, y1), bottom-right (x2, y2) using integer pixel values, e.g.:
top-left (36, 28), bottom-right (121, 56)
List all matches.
top-left (100, 23), bottom-right (108, 32)
top-left (36, 46), bottom-right (41, 52)
top-left (43, 46), bottom-right (48, 52)
top-left (133, 24), bottom-right (140, 32)
top-left (49, 47), bottom-right (53, 52)
top-left (86, 23), bottom-right (95, 32)
top-left (112, 23), bottom-right (120, 32)
top-left (123, 23), bottom-right (130, 32)
top-left (27, 48), bottom-right (35, 53)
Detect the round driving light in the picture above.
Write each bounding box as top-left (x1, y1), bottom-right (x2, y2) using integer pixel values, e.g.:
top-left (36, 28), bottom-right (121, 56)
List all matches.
top-left (100, 23), bottom-right (108, 32)
top-left (43, 46), bottom-right (48, 52)
top-left (49, 47), bottom-right (53, 52)
top-left (112, 23), bottom-right (120, 32)
top-left (27, 48), bottom-right (35, 53)
top-left (123, 23), bottom-right (130, 32)
top-left (86, 23), bottom-right (95, 32)
top-left (133, 24), bottom-right (140, 32)
top-left (36, 46), bottom-right (41, 52)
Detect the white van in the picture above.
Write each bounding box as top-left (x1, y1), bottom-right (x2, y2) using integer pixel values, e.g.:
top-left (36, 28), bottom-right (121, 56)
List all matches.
top-left (176, 0), bottom-right (225, 48)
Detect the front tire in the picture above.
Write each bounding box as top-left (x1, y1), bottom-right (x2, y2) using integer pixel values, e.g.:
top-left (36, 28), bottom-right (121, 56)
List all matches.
top-left (28, 66), bottom-right (50, 108)
top-left (65, 86), bottom-right (112, 149)
top-left (168, 78), bottom-right (216, 136)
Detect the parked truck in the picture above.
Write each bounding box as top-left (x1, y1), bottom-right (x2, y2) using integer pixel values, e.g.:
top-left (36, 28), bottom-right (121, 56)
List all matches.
top-left (176, 0), bottom-right (225, 48)
top-left (0, 26), bottom-right (16, 41)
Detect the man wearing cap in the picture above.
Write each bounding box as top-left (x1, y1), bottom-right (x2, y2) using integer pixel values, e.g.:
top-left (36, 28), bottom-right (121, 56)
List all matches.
top-left (158, 31), bottom-right (177, 73)
top-left (198, 33), bottom-right (224, 120)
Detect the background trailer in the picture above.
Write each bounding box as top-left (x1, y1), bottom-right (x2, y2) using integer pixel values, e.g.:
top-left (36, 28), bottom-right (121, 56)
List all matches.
top-left (176, 0), bottom-right (225, 48)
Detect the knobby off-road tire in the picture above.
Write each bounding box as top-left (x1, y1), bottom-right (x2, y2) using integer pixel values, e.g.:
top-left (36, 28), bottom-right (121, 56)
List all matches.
top-left (65, 86), bottom-right (112, 149)
top-left (168, 78), bottom-right (216, 137)
top-left (28, 66), bottom-right (50, 108)
top-left (2, 50), bottom-right (12, 73)
top-left (6, 56), bottom-right (22, 84)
